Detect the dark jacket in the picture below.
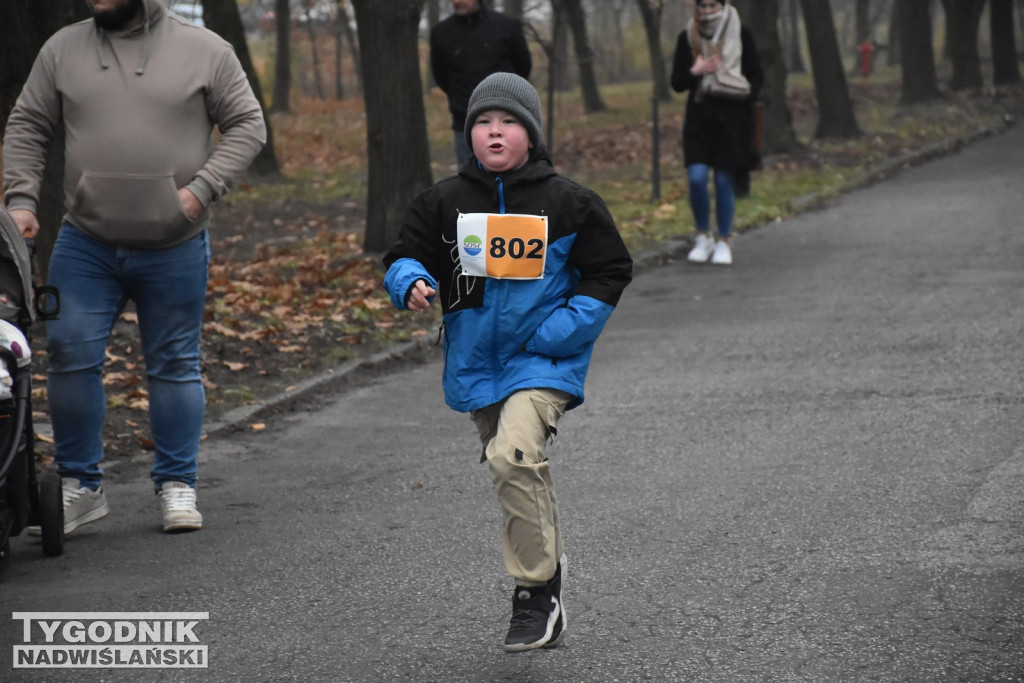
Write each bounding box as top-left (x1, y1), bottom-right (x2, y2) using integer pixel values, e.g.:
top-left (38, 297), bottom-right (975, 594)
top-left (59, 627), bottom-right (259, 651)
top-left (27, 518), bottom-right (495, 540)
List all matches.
top-left (429, 2), bottom-right (532, 132)
top-left (670, 26), bottom-right (763, 170)
top-left (383, 150), bottom-right (632, 413)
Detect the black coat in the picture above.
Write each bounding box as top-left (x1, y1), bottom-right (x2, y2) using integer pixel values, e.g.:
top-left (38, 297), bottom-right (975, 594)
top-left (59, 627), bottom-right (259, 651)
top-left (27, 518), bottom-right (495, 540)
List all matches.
top-left (429, 4), bottom-right (532, 132)
top-left (670, 26), bottom-right (764, 171)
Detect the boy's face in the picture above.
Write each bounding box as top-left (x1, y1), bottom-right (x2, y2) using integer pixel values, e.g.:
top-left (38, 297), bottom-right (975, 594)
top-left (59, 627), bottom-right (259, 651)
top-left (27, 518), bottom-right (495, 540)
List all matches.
top-left (470, 109), bottom-right (533, 174)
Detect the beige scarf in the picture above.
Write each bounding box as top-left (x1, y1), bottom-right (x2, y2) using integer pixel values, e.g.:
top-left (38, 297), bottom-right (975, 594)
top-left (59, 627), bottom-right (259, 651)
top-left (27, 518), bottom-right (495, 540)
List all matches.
top-left (688, 2), bottom-right (750, 101)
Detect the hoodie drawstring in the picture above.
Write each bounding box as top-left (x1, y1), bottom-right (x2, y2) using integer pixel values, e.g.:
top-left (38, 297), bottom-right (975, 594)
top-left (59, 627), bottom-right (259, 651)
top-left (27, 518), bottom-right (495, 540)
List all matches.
top-left (94, 0), bottom-right (151, 75)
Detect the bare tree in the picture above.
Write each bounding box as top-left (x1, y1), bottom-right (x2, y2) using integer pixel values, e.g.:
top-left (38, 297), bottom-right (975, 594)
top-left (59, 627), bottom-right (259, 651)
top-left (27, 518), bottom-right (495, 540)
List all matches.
top-left (800, 0), bottom-right (861, 138)
top-left (338, 1), bottom-right (363, 94)
top-left (991, 0), bottom-right (1022, 85)
top-left (201, 0), bottom-right (280, 176)
top-left (782, 0), bottom-right (807, 73)
top-left (424, 0), bottom-right (440, 90)
top-left (898, 0), bottom-right (941, 102)
top-left (734, 0), bottom-right (799, 153)
top-left (334, 6), bottom-right (345, 99)
top-left (301, 0), bottom-right (326, 98)
top-left (350, 0), bottom-right (433, 253)
top-left (561, 0), bottom-right (606, 112)
top-left (550, 0), bottom-right (573, 91)
top-left (273, 0), bottom-right (291, 111)
top-left (856, 0), bottom-right (871, 41)
top-left (942, 0), bottom-right (986, 90)
top-left (636, 0), bottom-right (671, 101)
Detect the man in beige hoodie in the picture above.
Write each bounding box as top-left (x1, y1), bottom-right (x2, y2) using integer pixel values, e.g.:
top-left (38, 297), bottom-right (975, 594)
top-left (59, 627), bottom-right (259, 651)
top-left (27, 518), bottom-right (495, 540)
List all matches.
top-left (3, 0), bottom-right (266, 534)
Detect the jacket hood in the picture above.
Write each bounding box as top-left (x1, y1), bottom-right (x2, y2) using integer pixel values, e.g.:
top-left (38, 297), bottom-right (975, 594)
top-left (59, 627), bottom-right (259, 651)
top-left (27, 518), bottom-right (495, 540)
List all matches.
top-left (91, 0), bottom-right (166, 74)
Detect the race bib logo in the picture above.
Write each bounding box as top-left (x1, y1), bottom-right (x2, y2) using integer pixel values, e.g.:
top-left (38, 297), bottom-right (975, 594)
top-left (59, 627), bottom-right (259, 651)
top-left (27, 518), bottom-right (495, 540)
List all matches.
top-left (462, 234), bottom-right (483, 257)
top-left (456, 213), bottom-right (547, 280)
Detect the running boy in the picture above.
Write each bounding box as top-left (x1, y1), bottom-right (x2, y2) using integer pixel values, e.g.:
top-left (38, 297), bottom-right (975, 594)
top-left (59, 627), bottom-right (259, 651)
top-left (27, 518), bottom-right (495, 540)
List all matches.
top-left (382, 73), bottom-right (632, 652)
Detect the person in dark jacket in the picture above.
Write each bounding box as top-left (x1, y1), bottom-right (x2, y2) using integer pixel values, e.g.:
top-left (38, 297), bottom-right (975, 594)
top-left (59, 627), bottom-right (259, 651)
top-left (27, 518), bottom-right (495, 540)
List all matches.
top-left (671, 0), bottom-right (763, 265)
top-left (430, 0), bottom-right (532, 168)
top-left (383, 73), bottom-right (631, 653)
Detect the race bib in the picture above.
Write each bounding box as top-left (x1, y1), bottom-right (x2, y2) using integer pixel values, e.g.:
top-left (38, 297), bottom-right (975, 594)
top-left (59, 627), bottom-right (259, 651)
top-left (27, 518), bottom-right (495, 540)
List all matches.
top-left (456, 213), bottom-right (548, 280)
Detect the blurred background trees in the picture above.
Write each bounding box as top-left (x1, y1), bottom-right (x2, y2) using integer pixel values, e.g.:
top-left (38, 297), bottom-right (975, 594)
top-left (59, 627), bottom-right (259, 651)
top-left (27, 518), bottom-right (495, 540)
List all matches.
top-left (1, 0), bottom-right (1023, 253)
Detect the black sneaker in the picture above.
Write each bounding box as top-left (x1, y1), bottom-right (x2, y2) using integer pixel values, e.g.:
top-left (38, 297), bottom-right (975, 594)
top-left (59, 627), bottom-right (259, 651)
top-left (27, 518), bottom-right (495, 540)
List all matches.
top-left (503, 555), bottom-right (567, 652)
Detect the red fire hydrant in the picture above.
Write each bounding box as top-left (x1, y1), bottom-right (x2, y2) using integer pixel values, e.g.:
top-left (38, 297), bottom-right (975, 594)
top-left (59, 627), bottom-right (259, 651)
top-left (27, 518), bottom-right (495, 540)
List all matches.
top-left (859, 40), bottom-right (875, 78)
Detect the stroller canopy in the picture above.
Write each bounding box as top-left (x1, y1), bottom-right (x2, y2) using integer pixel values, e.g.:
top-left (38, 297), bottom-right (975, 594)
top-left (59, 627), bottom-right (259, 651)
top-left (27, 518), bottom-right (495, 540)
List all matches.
top-left (0, 207), bottom-right (35, 324)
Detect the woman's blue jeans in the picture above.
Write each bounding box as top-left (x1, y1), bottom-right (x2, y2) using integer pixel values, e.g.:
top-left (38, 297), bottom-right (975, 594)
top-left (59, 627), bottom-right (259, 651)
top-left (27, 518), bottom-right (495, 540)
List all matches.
top-left (688, 164), bottom-right (736, 239)
top-left (46, 225), bottom-right (210, 492)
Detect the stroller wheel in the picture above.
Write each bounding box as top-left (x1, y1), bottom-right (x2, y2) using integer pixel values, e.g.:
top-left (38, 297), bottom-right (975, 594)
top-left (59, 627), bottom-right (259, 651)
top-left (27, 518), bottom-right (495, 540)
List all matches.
top-left (39, 471), bottom-right (65, 557)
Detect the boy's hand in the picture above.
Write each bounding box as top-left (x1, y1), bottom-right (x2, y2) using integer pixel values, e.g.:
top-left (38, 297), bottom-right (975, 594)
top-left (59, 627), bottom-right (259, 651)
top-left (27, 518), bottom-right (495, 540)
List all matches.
top-left (406, 279), bottom-right (436, 311)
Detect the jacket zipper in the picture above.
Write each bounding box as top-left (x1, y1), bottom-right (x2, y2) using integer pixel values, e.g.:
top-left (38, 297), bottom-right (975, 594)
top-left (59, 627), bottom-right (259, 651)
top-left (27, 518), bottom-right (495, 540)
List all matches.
top-left (491, 174), bottom-right (507, 402)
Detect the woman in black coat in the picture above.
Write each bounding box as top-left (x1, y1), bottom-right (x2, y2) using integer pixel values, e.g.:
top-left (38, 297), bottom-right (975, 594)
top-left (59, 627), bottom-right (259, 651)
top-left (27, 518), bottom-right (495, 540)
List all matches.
top-left (671, 0), bottom-right (763, 265)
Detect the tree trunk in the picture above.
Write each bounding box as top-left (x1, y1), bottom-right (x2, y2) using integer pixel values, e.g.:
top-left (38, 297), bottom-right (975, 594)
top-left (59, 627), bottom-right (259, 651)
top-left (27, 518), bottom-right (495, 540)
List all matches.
top-left (338, 1), bottom-right (363, 94)
top-left (424, 0), bottom-right (440, 90)
top-left (0, 0), bottom-right (91, 277)
top-left (350, 0), bottom-right (433, 253)
top-left (799, 0), bottom-right (861, 138)
top-left (273, 0), bottom-right (291, 111)
top-left (635, 0), bottom-right (670, 101)
top-left (783, 0), bottom-right (807, 73)
top-left (551, 0), bottom-right (573, 92)
top-left (734, 0), bottom-right (799, 154)
top-left (899, 0), bottom-right (941, 102)
top-left (334, 6), bottom-right (345, 99)
top-left (856, 0), bottom-right (871, 41)
top-left (942, 0), bottom-right (986, 90)
top-left (561, 0), bottom-right (605, 112)
top-left (991, 0), bottom-right (1022, 85)
top-left (302, 1), bottom-right (325, 98)
top-left (889, 0), bottom-right (901, 65)
top-left (201, 0), bottom-right (280, 176)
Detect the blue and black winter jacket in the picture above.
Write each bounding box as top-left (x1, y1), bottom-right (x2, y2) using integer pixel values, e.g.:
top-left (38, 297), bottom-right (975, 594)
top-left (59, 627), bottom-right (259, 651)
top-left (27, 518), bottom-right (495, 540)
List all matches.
top-left (383, 150), bottom-right (632, 413)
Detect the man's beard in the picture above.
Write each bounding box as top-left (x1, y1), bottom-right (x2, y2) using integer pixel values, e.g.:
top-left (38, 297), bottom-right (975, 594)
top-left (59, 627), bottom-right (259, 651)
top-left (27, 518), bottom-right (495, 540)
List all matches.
top-left (93, 0), bottom-right (144, 31)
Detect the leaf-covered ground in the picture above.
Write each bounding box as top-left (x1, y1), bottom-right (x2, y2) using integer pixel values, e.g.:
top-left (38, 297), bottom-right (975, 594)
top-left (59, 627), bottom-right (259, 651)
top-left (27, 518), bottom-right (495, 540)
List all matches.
top-left (30, 79), bottom-right (1024, 466)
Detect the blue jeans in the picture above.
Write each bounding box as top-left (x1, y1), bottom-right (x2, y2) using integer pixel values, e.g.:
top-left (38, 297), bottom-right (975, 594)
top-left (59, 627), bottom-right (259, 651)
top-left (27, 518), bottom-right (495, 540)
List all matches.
top-left (688, 164), bottom-right (735, 239)
top-left (46, 225), bottom-right (210, 492)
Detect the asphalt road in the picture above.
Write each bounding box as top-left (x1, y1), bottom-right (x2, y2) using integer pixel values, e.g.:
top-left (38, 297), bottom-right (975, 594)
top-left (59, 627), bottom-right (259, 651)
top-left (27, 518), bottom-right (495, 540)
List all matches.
top-left (2, 126), bottom-right (1023, 682)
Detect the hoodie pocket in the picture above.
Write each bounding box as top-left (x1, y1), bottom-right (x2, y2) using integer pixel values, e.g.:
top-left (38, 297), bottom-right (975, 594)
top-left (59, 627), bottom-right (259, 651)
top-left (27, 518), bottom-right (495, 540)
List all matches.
top-left (71, 172), bottom-right (196, 246)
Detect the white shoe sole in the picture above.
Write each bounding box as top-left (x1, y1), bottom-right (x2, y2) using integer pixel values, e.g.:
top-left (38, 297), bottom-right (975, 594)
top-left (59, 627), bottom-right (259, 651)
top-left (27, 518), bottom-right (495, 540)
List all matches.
top-left (65, 502), bottom-right (110, 536)
top-left (503, 555), bottom-right (568, 652)
top-left (162, 516), bottom-right (203, 533)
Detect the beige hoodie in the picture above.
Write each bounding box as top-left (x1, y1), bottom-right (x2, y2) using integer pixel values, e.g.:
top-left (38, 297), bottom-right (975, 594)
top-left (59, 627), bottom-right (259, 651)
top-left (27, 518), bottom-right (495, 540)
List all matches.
top-left (2, 0), bottom-right (266, 248)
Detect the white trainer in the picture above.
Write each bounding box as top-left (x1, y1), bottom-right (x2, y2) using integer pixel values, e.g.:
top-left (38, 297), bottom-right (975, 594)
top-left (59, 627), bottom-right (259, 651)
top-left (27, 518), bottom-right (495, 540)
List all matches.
top-left (687, 234), bottom-right (716, 263)
top-left (711, 240), bottom-right (733, 265)
top-left (159, 482), bottom-right (203, 533)
top-left (27, 477), bottom-right (110, 536)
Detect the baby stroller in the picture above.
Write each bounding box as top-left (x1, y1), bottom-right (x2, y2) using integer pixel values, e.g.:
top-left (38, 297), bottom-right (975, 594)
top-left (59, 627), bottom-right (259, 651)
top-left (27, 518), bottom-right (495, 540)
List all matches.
top-left (0, 205), bottom-right (62, 567)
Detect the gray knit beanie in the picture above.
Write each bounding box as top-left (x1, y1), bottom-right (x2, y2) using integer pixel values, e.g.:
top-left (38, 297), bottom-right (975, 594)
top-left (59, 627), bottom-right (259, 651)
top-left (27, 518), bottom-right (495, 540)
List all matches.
top-left (464, 72), bottom-right (544, 154)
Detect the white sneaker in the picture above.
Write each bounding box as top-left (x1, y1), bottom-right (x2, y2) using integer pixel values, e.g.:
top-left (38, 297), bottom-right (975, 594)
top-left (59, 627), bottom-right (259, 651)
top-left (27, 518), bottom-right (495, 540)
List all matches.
top-left (159, 482), bottom-right (203, 533)
top-left (687, 234), bottom-right (716, 263)
top-left (711, 240), bottom-right (733, 265)
top-left (27, 478), bottom-right (110, 536)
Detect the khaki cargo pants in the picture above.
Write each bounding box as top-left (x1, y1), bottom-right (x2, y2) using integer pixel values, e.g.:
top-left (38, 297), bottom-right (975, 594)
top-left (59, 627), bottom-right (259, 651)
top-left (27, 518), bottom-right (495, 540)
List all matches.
top-left (470, 388), bottom-right (572, 588)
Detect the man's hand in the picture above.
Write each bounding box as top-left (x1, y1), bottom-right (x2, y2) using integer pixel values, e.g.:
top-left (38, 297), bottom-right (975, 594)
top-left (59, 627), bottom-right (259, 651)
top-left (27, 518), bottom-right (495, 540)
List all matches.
top-left (407, 279), bottom-right (436, 311)
top-left (10, 208), bottom-right (39, 239)
top-left (178, 187), bottom-right (204, 221)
